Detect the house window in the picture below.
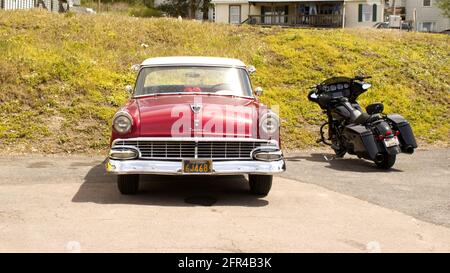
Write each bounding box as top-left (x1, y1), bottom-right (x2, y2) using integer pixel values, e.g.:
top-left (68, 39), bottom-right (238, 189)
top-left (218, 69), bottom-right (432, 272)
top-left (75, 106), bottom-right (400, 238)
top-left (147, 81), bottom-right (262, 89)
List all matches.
top-left (317, 3), bottom-right (342, 15)
top-left (423, 0), bottom-right (431, 7)
top-left (229, 5), bottom-right (241, 24)
top-left (261, 6), bottom-right (289, 24)
top-left (420, 22), bottom-right (435, 32)
top-left (358, 4), bottom-right (373, 22)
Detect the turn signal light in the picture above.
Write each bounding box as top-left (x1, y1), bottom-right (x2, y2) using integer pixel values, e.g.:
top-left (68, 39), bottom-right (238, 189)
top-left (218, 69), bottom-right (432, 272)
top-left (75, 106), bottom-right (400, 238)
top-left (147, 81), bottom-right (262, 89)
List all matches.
top-left (109, 149), bottom-right (138, 160)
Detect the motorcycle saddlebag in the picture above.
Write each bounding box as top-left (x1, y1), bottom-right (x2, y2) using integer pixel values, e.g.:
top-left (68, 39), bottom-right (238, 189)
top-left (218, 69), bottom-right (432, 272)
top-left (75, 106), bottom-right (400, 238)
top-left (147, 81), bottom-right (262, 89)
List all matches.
top-left (343, 124), bottom-right (379, 160)
top-left (386, 114), bottom-right (418, 150)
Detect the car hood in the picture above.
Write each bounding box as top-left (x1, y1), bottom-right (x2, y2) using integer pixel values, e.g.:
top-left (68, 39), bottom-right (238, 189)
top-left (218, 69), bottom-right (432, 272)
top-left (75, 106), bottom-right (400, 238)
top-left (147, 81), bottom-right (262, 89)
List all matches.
top-left (136, 94), bottom-right (259, 138)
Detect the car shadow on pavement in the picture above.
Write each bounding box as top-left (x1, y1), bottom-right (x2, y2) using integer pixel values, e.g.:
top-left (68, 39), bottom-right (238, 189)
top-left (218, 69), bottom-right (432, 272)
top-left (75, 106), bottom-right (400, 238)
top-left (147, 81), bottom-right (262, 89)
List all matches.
top-left (71, 163), bottom-right (269, 207)
top-left (285, 153), bottom-right (403, 173)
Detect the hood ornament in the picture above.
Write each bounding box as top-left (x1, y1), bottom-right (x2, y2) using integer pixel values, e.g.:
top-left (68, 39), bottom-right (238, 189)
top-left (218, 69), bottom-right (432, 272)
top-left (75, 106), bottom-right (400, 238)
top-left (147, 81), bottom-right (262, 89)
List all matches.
top-left (190, 104), bottom-right (202, 113)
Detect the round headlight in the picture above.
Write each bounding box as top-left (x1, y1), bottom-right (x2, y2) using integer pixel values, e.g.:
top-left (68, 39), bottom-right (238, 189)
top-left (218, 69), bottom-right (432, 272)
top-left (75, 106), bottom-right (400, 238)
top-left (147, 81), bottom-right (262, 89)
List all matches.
top-left (260, 112), bottom-right (279, 135)
top-left (113, 113), bottom-right (132, 134)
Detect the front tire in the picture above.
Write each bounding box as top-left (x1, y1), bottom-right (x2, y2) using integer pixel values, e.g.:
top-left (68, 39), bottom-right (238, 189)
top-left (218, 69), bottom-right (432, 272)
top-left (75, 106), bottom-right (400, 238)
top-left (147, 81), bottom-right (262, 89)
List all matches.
top-left (249, 175), bottom-right (272, 196)
top-left (331, 142), bottom-right (346, 158)
top-left (375, 154), bottom-right (396, 169)
top-left (117, 174), bottom-right (139, 195)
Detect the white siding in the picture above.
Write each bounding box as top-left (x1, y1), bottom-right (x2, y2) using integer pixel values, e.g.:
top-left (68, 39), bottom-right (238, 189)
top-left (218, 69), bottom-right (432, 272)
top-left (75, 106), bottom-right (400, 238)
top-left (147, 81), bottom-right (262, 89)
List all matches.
top-left (214, 3), bottom-right (256, 23)
top-left (405, 0), bottom-right (450, 32)
top-left (1, 0), bottom-right (35, 10)
top-left (213, 0), bottom-right (384, 28)
top-left (344, 1), bottom-right (384, 28)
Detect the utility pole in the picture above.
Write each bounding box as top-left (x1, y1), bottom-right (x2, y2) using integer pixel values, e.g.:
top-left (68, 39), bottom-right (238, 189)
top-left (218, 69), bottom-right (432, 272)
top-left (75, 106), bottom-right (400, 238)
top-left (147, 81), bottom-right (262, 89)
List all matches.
top-left (392, 0), bottom-right (396, 16)
top-left (97, 0), bottom-right (100, 13)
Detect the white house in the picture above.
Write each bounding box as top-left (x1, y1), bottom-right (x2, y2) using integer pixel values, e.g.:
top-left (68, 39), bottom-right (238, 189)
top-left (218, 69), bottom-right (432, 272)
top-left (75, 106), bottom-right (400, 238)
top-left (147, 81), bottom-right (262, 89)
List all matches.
top-left (1, 0), bottom-right (35, 10)
top-left (211, 0), bottom-right (385, 28)
top-left (0, 0), bottom-right (72, 12)
top-left (405, 0), bottom-right (450, 32)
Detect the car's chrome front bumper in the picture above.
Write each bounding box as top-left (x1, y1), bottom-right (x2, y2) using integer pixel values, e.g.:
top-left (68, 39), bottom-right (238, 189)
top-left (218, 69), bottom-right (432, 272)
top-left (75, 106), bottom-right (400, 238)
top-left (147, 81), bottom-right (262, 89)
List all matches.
top-left (105, 159), bottom-right (286, 175)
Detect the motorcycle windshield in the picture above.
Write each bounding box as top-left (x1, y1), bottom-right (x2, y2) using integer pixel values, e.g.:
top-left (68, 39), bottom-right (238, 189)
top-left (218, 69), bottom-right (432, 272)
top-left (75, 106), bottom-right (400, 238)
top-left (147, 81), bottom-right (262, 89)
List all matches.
top-left (321, 77), bottom-right (353, 85)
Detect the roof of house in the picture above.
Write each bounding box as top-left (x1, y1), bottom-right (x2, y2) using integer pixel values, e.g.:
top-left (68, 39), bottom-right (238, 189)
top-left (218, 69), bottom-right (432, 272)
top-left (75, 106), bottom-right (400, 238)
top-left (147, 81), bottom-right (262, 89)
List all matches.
top-left (141, 57), bottom-right (247, 67)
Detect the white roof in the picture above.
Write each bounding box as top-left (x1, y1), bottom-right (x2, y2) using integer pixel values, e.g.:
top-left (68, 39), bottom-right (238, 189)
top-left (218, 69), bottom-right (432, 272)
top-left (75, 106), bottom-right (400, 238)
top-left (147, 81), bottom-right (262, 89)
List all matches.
top-left (141, 56), bottom-right (246, 67)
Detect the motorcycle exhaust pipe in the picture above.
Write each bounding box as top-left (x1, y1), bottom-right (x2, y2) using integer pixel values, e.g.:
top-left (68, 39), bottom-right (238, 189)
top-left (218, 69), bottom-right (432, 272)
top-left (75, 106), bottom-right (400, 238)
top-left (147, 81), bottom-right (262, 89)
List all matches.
top-left (375, 153), bottom-right (384, 163)
top-left (403, 146), bottom-right (414, 154)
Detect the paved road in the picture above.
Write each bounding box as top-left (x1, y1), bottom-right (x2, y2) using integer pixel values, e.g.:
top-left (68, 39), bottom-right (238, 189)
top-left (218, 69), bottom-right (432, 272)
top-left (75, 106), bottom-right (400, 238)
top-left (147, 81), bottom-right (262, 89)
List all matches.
top-left (0, 149), bottom-right (449, 252)
top-left (282, 148), bottom-right (450, 228)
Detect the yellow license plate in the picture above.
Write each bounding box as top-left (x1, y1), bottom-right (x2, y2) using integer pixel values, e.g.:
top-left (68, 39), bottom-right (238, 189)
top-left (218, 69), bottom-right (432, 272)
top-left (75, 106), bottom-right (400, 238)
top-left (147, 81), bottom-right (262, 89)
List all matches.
top-left (183, 160), bottom-right (212, 174)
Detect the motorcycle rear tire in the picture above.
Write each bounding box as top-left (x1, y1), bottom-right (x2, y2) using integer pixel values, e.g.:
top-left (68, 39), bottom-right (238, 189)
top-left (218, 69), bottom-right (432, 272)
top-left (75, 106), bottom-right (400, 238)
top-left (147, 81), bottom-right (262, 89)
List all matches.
top-left (375, 154), bottom-right (396, 169)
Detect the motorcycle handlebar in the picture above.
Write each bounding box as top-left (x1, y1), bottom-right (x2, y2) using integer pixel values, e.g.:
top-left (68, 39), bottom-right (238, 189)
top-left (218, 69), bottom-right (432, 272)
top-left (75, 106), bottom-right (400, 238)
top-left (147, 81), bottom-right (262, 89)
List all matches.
top-left (354, 75), bottom-right (372, 81)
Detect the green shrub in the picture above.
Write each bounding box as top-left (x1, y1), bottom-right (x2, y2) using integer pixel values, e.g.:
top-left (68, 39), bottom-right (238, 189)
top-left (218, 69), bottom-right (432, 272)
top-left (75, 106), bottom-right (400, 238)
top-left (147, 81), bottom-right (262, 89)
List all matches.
top-left (129, 7), bottom-right (163, 18)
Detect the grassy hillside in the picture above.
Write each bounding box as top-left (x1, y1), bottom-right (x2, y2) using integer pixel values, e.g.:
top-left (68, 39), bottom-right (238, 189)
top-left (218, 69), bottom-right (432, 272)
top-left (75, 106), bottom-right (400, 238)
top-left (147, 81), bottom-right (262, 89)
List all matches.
top-left (0, 10), bottom-right (449, 154)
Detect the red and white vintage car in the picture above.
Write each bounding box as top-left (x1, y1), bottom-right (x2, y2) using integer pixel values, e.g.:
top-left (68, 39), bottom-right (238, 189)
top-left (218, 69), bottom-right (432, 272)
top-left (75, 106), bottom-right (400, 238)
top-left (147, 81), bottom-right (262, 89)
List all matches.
top-left (106, 57), bottom-right (285, 196)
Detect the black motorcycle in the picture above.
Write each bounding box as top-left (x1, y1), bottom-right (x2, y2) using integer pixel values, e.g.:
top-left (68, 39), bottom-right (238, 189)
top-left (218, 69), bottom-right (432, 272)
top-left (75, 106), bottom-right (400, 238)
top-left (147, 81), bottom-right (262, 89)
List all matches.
top-left (307, 76), bottom-right (417, 169)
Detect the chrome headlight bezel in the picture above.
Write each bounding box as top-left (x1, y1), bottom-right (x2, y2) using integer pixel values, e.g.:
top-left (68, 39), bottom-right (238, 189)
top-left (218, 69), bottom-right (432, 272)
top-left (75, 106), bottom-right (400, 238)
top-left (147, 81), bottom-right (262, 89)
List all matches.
top-left (113, 111), bottom-right (133, 134)
top-left (251, 146), bottom-right (283, 162)
top-left (109, 147), bottom-right (139, 160)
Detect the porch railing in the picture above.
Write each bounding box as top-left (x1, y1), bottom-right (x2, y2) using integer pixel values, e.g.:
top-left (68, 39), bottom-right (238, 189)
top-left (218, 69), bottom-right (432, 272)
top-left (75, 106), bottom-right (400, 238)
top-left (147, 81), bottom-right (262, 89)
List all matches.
top-left (247, 14), bottom-right (343, 28)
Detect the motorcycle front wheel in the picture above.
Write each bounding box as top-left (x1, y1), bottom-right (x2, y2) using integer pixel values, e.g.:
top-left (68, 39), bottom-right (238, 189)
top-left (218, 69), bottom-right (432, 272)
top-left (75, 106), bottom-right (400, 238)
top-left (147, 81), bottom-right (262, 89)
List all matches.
top-left (333, 147), bottom-right (346, 158)
top-left (375, 154), bottom-right (396, 169)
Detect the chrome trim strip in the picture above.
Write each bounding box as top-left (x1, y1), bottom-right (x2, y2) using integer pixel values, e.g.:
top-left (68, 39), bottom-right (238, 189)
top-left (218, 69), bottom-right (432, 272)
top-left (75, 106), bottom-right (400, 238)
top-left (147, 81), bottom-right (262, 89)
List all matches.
top-left (112, 137), bottom-right (279, 147)
top-left (106, 159), bottom-right (286, 175)
top-left (111, 137), bottom-right (279, 160)
top-left (140, 64), bottom-right (247, 69)
top-left (132, 92), bottom-right (255, 100)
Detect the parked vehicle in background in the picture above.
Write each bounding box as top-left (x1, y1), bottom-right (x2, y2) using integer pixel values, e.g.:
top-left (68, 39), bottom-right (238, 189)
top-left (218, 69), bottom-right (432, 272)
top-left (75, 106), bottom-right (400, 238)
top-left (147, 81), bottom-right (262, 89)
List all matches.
top-left (106, 57), bottom-right (285, 196)
top-left (373, 22), bottom-right (389, 28)
top-left (307, 76), bottom-right (417, 169)
top-left (373, 21), bottom-right (412, 31)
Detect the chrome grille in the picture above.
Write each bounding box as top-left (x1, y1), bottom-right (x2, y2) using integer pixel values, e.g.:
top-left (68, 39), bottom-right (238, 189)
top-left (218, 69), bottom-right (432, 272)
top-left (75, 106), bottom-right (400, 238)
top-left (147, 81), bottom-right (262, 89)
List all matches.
top-left (113, 139), bottom-right (275, 160)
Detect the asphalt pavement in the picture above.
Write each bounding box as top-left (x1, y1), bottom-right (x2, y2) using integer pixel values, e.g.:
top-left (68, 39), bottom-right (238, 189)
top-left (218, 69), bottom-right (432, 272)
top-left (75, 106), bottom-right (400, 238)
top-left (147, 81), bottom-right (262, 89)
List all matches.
top-left (0, 148), bottom-right (449, 252)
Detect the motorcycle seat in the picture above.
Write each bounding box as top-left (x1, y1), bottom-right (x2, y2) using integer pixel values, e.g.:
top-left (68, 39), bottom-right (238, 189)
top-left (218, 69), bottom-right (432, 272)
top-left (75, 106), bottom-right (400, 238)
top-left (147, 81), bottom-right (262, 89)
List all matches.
top-left (355, 113), bottom-right (380, 124)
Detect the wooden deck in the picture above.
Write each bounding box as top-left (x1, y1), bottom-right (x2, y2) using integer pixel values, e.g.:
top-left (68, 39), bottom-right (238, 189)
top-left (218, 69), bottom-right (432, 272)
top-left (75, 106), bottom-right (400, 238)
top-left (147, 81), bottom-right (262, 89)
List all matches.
top-left (247, 14), bottom-right (343, 28)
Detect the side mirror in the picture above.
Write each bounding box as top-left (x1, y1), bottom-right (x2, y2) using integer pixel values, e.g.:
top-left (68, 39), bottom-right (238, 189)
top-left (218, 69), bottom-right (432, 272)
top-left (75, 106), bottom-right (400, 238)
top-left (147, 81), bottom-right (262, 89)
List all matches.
top-left (255, 87), bottom-right (263, 96)
top-left (247, 65), bottom-right (256, 74)
top-left (131, 64), bottom-right (140, 72)
top-left (125, 85), bottom-right (133, 94)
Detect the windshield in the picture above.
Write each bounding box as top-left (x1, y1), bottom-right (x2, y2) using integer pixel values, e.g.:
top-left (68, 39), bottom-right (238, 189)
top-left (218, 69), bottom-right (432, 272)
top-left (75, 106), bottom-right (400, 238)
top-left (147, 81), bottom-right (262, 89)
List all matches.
top-left (321, 77), bottom-right (352, 85)
top-left (134, 66), bottom-right (253, 97)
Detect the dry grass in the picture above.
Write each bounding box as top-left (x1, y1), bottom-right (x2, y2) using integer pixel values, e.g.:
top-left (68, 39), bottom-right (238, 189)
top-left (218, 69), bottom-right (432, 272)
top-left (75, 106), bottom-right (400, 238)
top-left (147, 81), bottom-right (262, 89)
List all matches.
top-left (0, 10), bottom-right (448, 154)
